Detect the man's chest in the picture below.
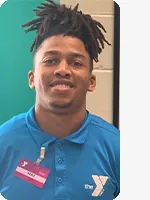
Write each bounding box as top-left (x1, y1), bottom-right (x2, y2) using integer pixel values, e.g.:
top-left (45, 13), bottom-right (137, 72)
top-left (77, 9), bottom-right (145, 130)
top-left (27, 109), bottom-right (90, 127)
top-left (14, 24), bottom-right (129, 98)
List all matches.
top-left (3, 166), bottom-right (115, 200)
top-left (1, 143), bottom-right (116, 200)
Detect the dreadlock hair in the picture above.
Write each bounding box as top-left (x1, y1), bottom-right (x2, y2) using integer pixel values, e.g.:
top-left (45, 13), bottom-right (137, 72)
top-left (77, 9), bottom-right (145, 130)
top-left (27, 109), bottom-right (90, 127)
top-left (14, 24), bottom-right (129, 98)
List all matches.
top-left (21, 0), bottom-right (110, 71)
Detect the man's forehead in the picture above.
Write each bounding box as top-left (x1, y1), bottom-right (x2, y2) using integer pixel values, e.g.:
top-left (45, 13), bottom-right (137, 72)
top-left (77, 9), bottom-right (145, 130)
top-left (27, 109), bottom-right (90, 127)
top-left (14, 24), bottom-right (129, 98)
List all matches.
top-left (40, 35), bottom-right (86, 50)
top-left (34, 35), bottom-right (89, 59)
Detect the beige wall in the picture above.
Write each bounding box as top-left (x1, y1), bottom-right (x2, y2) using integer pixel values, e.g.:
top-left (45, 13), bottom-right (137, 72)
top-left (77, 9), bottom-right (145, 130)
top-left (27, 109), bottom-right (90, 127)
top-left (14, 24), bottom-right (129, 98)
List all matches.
top-left (61, 0), bottom-right (114, 123)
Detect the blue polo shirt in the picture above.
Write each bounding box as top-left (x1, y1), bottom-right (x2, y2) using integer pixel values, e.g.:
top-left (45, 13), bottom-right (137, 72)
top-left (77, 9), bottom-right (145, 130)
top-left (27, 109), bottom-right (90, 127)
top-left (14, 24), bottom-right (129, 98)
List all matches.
top-left (0, 106), bottom-right (120, 200)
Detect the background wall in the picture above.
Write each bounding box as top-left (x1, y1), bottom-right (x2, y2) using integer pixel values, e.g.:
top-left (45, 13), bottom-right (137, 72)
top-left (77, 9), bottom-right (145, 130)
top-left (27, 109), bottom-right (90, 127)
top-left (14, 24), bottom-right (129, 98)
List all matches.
top-left (61, 0), bottom-right (114, 123)
top-left (0, 0), bottom-right (114, 125)
top-left (0, 0), bottom-right (59, 125)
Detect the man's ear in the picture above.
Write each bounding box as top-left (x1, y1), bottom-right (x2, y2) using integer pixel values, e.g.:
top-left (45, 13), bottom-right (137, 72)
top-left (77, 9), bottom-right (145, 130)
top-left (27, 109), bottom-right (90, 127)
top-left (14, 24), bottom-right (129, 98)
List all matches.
top-left (88, 74), bottom-right (96, 92)
top-left (28, 70), bottom-right (35, 89)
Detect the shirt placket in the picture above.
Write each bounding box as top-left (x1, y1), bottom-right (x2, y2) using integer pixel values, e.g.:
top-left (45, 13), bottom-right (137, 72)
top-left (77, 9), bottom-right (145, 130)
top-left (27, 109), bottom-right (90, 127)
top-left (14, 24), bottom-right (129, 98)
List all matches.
top-left (54, 140), bottom-right (68, 200)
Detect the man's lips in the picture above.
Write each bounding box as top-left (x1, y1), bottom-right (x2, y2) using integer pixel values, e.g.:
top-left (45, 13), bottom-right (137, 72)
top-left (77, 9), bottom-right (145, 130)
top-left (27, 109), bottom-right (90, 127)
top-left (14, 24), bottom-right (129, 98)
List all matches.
top-left (49, 80), bottom-right (74, 88)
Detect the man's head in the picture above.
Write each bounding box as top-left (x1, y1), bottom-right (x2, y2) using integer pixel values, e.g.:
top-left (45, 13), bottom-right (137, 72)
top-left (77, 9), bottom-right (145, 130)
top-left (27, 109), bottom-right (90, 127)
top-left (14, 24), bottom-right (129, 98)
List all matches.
top-left (22, 0), bottom-right (110, 114)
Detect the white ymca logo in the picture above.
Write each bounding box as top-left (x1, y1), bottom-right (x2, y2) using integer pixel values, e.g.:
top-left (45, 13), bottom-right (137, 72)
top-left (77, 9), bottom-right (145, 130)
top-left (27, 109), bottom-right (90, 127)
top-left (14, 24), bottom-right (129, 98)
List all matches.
top-left (0, 193), bottom-right (6, 200)
top-left (92, 175), bottom-right (108, 196)
top-left (22, 161), bottom-right (28, 167)
top-left (85, 175), bottom-right (108, 197)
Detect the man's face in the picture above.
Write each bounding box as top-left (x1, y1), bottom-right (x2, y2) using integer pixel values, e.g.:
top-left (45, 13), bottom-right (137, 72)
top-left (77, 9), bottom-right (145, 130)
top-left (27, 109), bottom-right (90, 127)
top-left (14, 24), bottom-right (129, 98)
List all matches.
top-left (28, 35), bottom-right (96, 113)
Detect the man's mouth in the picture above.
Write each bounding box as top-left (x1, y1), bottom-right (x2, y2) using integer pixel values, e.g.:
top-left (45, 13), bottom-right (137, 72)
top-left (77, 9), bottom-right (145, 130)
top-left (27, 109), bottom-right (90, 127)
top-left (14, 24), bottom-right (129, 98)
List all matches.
top-left (50, 80), bottom-right (74, 87)
top-left (51, 84), bottom-right (72, 88)
top-left (49, 80), bottom-right (74, 92)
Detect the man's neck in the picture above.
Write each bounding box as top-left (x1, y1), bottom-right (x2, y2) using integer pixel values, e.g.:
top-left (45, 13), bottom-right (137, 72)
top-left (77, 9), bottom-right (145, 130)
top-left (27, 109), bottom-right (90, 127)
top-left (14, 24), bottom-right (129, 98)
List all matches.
top-left (34, 104), bottom-right (87, 138)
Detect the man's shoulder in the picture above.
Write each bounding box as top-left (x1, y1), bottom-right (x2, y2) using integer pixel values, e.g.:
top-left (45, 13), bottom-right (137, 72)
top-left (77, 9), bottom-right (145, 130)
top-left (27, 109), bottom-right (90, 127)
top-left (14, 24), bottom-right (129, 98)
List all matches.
top-left (88, 112), bottom-right (120, 137)
top-left (0, 112), bottom-right (27, 137)
top-left (88, 113), bottom-right (120, 160)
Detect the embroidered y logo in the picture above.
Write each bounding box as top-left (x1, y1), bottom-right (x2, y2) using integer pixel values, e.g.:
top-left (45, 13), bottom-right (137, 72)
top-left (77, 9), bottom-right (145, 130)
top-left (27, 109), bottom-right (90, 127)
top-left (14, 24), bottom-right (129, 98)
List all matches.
top-left (92, 175), bottom-right (108, 197)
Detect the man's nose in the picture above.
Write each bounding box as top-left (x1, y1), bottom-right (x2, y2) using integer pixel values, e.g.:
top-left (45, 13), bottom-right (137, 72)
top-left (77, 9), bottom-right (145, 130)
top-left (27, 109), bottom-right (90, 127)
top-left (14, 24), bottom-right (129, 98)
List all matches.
top-left (54, 60), bottom-right (72, 77)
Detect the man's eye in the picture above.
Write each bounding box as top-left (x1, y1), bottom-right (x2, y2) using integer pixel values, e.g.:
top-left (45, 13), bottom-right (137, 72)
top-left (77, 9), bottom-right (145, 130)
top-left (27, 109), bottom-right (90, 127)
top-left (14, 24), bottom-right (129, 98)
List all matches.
top-left (44, 59), bottom-right (58, 65)
top-left (72, 61), bottom-right (83, 67)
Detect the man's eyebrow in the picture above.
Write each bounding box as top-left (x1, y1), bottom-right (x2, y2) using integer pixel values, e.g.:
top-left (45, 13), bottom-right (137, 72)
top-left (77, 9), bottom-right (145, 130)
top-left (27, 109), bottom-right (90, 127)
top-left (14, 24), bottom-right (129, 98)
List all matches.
top-left (43, 50), bottom-right (61, 57)
top-left (71, 53), bottom-right (86, 60)
top-left (43, 50), bottom-right (86, 60)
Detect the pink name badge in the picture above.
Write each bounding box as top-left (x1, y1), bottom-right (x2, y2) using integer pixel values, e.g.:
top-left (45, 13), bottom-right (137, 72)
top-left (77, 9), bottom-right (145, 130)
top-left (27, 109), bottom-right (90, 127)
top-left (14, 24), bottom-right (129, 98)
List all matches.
top-left (14, 158), bottom-right (50, 188)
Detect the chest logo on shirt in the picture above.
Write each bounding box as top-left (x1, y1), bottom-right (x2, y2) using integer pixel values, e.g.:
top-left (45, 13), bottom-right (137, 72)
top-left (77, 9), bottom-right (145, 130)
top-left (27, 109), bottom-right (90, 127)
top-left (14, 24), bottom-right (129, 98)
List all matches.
top-left (85, 175), bottom-right (108, 197)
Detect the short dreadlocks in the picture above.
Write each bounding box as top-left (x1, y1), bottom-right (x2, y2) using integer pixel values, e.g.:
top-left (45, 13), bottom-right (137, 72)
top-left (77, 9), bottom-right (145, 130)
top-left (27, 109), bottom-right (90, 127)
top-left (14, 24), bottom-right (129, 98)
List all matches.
top-left (22, 0), bottom-right (110, 70)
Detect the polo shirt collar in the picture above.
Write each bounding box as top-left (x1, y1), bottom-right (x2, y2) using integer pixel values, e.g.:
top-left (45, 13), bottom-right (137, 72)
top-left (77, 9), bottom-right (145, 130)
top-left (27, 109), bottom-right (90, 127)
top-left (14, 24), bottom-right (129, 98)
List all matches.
top-left (26, 105), bottom-right (90, 148)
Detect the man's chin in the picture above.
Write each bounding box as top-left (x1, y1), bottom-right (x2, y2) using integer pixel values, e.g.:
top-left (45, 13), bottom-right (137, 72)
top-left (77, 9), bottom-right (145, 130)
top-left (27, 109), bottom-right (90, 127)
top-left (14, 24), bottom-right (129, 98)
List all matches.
top-left (48, 100), bottom-right (73, 109)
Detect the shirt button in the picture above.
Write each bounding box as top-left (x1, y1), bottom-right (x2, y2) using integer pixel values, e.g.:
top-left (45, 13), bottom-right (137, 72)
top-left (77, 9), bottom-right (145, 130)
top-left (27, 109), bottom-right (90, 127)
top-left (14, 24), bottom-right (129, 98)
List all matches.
top-left (58, 158), bottom-right (63, 164)
top-left (57, 177), bottom-right (63, 183)
top-left (56, 142), bottom-right (62, 147)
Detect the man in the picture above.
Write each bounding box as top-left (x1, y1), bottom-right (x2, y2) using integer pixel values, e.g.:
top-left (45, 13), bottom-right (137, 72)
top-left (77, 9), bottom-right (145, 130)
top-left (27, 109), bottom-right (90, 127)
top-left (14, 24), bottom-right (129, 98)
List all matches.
top-left (0, 0), bottom-right (120, 200)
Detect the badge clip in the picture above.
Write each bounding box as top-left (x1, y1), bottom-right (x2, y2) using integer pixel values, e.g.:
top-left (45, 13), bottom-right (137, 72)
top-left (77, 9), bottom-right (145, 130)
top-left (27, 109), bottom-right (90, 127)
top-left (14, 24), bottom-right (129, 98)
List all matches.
top-left (35, 147), bottom-right (45, 165)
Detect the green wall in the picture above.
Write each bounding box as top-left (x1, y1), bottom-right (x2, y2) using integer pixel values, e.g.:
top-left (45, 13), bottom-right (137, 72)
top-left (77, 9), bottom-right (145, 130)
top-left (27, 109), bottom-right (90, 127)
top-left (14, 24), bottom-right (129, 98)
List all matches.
top-left (0, 0), bottom-right (60, 125)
